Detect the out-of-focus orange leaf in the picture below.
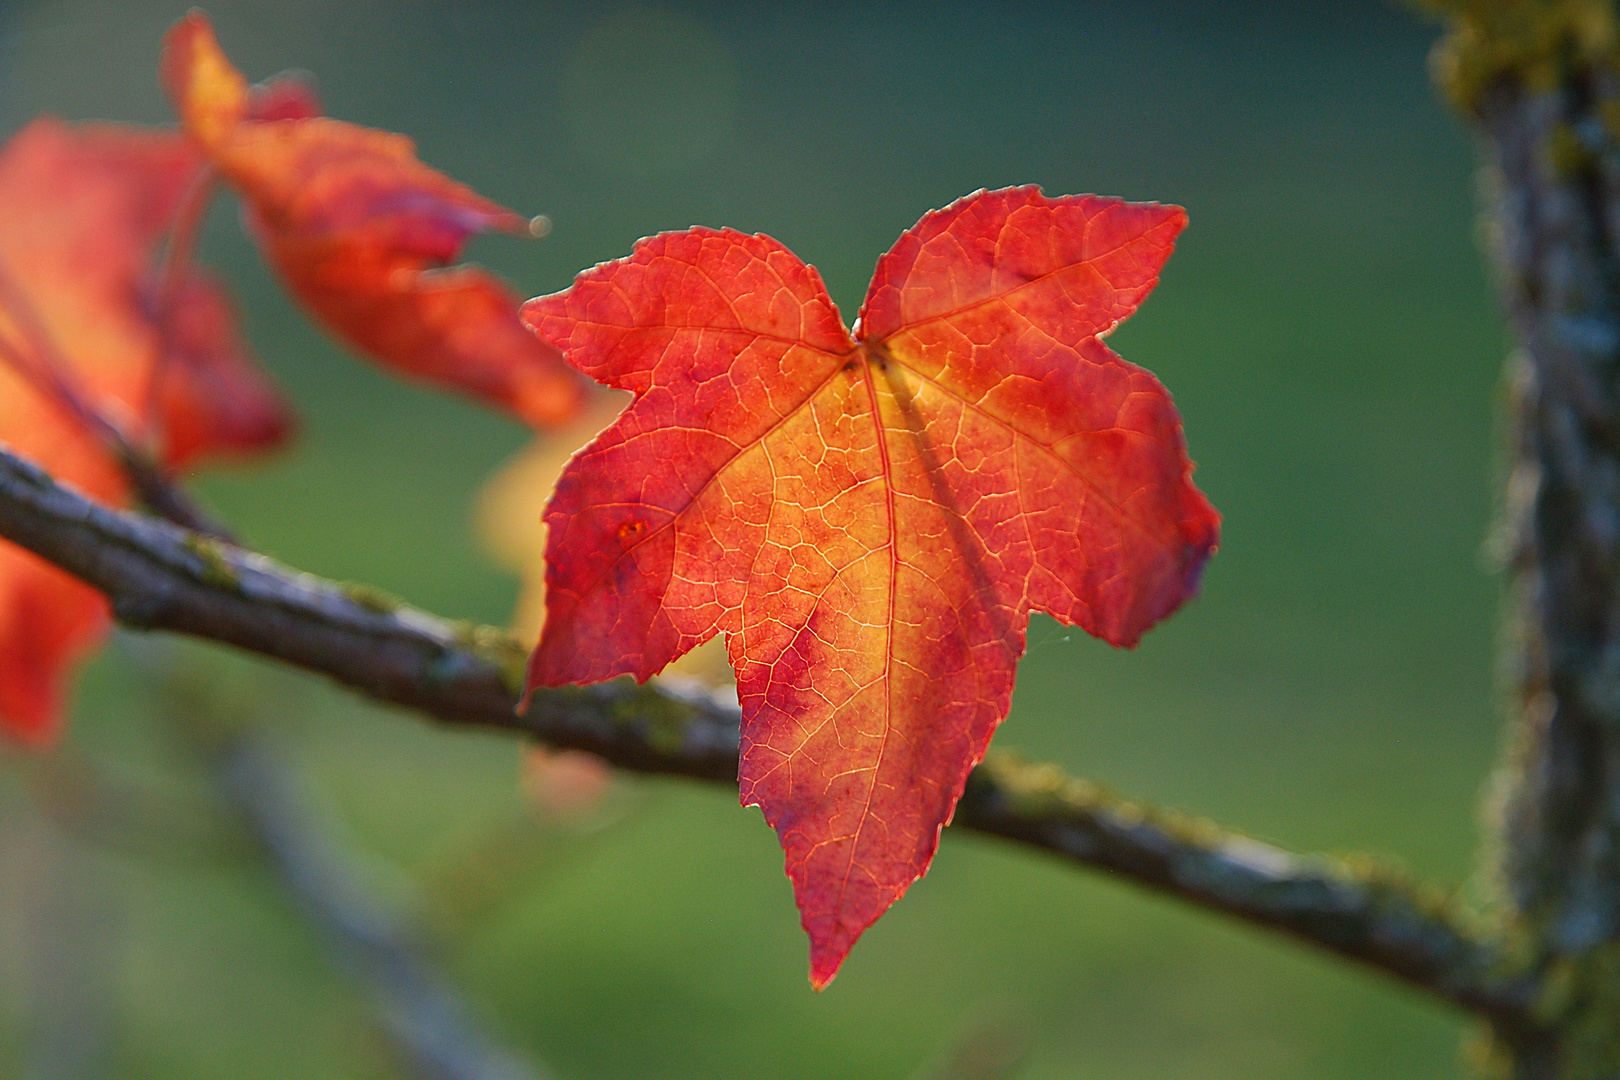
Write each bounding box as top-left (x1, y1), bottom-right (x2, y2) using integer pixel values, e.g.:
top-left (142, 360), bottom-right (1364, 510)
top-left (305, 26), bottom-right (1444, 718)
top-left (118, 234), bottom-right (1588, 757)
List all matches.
top-left (519, 745), bottom-right (612, 819)
top-left (477, 390), bottom-right (733, 686)
top-left (161, 12), bottom-right (584, 427)
top-left (159, 270), bottom-right (294, 467)
top-left (0, 118), bottom-right (290, 745)
top-left (478, 392), bottom-right (627, 639)
top-left (523, 186), bottom-right (1220, 986)
top-left (246, 73), bottom-right (322, 124)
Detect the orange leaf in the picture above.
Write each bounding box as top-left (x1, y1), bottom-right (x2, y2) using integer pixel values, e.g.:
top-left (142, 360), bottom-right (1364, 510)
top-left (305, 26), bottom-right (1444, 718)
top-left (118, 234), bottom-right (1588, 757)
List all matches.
top-left (159, 269), bottom-right (295, 467)
top-left (524, 186), bottom-right (1220, 986)
top-left (520, 745), bottom-right (612, 818)
top-left (476, 391), bottom-right (732, 685)
top-left (161, 12), bottom-right (584, 427)
top-left (0, 118), bottom-right (289, 744)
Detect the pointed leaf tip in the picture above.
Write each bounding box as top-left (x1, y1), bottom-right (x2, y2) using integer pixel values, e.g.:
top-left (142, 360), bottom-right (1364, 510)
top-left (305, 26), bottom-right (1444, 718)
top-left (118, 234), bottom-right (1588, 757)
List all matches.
top-left (160, 13), bottom-right (585, 428)
top-left (160, 12), bottom-right (248, 148)
top-left (529, 185), bottom-right (1217, 984)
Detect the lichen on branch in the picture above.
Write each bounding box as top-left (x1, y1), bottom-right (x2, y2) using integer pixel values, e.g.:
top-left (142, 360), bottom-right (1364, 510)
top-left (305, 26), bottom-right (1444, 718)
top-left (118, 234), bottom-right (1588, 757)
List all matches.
top-left (0, 443), bottom-right (1530, 1023)
top-left (1424, 0), bottom-right (1619, 115)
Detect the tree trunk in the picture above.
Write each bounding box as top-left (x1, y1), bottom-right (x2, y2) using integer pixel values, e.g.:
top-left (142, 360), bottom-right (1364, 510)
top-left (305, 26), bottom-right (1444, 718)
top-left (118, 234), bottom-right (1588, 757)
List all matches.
top-left (1437, 2), bottom-right (1620, 1075)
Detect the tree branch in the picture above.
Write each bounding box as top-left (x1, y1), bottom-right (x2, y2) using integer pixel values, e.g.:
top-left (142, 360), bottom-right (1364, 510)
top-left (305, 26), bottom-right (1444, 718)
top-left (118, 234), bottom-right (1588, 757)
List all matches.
top-left (0, 258), bottom-right (233, 541)
top-left (1425, 1), bottom-right (1620, 1072)
top-left (0, 444), bottom-right (1532, 1022)
top-left (218, 731), bottom-right (548, 1080)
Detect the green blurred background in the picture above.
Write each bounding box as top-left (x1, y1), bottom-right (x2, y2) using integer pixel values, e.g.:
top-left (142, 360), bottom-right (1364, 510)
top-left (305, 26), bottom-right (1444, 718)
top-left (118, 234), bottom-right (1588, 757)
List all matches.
top-left (0, 2), bottom-right (1509, 1077)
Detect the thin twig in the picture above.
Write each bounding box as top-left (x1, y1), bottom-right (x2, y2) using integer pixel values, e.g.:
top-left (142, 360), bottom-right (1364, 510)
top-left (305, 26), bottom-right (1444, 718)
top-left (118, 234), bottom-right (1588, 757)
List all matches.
top-left (217, 732), bottom-right (546, 1080)
top-left (0, 256), bottom-right (232, 540)
top-left (0, 444), bottom-right (1536, 1024)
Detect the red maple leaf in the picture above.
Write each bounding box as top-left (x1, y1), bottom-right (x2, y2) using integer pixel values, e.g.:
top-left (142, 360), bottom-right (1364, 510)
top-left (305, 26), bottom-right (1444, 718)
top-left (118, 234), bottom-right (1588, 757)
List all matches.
top-left (0, 118), bottom-right (291, 744)
top-left (160, 12), bottom-right (585, 428)
top-left (523, 186), bottom-right (1221, 986)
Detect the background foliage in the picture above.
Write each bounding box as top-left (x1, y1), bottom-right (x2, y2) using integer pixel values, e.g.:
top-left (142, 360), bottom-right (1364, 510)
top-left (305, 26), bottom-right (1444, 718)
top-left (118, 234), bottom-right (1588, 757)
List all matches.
top-left (0, 2), bottom-right (1505, 1077)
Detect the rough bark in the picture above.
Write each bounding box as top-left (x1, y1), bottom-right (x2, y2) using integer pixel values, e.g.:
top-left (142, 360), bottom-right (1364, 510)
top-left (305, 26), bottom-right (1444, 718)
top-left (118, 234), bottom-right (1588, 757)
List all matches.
top-left (0, 443), bottom-right (1526, 1019)
top-left (9, 4), bottom-right (1610, 1045)
top-left (1432, 1), bottom-right (1620, 1075)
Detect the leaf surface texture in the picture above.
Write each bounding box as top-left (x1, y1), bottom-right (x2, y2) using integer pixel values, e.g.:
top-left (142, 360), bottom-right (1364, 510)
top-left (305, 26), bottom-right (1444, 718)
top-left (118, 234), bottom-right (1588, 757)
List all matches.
top-left (524, 186), bottom-right (1220, 984)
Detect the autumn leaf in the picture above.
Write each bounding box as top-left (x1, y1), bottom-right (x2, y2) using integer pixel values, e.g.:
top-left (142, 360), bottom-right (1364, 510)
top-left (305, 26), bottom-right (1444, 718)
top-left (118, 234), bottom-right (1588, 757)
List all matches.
top-left (476, 390), bottom-right (733, 688)
top-left (160, 11), bottom-right (585, 428)
top-left (478, 393), bottom-right (732, 805)
top-left (0, 118), bottom-right (290, 744)
top-left (523, 185), bottom-right (1220, 987)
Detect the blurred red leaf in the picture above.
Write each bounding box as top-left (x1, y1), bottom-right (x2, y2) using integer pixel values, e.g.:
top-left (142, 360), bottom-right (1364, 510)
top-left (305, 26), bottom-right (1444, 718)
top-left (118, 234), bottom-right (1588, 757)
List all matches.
top-left (523, 186), bottom-right (1220, 986)
top-left (161, 12), bottom-right (584, 428)
top-left (0, 118), bottom-right (290, 744)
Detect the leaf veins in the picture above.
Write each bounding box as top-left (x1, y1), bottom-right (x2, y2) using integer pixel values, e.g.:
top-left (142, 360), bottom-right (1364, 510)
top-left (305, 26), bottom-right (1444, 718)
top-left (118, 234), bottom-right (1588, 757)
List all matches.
top-left (524, 185), bottom-right (1220, 987)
